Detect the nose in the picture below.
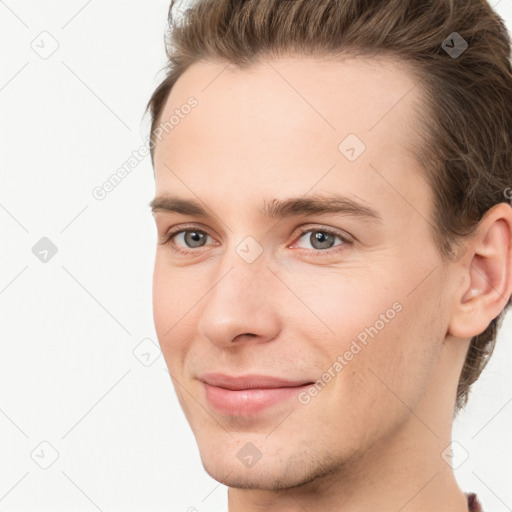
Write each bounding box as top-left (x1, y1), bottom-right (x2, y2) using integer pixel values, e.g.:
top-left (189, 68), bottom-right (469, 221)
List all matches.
top-left (196, 252), bottom-right (282, 348)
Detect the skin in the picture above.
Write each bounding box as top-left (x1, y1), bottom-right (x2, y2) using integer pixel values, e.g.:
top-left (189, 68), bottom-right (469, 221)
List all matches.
top-left (150, 56), bottom-right (512, 511)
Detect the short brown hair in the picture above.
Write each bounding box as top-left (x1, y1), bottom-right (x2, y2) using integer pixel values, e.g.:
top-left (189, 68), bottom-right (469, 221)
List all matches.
top-left (146, 0), bottom-right (512, 413)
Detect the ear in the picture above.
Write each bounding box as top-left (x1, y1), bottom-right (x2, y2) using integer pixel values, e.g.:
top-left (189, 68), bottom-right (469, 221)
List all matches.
top-left (448, 202), bottom-right (512, 339)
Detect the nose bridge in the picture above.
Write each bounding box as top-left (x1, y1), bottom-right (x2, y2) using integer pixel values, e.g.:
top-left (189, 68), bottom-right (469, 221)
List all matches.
top-left (206, 240), bottom-right (273, 314)
top-left (212, 232), bottom-right (273, 299)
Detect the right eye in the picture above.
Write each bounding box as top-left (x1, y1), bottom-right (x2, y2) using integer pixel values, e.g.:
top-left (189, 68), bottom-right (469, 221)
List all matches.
top-left (161, 226), bottom-right (218, 255)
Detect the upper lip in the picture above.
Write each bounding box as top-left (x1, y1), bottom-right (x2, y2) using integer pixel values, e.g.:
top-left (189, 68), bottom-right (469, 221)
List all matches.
top-left (199, 373), bottom-right (314, 390)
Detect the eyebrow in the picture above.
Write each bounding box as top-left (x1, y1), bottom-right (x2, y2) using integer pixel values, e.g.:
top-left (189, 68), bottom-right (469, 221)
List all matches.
top-left (150, 194), bottom-right (382, 223)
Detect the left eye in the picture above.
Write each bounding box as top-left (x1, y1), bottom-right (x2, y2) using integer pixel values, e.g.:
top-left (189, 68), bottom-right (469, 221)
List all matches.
top-left (295, 229), bottom-right (346, 250)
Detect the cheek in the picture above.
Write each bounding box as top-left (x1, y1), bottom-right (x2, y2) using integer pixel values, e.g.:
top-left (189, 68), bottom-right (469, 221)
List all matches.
top-left (152, 258), bottom-right (197, 360)
top-left (152, 260), bottom-right (174, 337)
top-left (152, 255), bottom-right (201, 328)
top-left (285, 268), bottom-right (398, 349)
top-left (333, 284), bottom-right (444, 419)
top-left (294, 267), bottom-right (438, 397)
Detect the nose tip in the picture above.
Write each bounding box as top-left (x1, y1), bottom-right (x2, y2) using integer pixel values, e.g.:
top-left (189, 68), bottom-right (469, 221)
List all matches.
top-left (196, 262), bottom-right (282, 349)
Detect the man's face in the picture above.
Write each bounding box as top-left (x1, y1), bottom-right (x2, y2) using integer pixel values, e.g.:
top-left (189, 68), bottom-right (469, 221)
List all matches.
top-left (151, 57), bottom-right (454, 489)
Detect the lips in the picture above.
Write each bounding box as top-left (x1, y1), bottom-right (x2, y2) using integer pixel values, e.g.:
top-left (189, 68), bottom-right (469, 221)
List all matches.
top-left (199, 373), bottom-right (315, 416)
top-left (200, 373), bottom-right (314, 390)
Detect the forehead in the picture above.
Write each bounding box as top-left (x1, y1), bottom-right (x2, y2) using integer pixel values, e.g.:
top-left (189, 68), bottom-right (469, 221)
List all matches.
top-left (153, 56), bottom-right (426, 210)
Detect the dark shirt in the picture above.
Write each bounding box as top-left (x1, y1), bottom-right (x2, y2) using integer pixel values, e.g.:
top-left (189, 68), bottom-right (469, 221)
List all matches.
top-left (466, 492), bottom-right (483, 512)
top-left (222, 492), bottom-right (483, 511)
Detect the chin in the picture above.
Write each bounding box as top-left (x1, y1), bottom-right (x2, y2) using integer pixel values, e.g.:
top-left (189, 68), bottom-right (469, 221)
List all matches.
top-left (201, 460), bottom-right (306, 491)
top-left (198, 441), bottom-right (346, 491)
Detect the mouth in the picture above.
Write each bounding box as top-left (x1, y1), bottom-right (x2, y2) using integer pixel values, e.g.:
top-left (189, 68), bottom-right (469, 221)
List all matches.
top-left (199, 373), bottom-right (315, 416)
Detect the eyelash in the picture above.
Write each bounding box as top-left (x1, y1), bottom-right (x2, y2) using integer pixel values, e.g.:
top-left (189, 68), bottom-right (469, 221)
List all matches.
top-left (160, 224), bottom-right (352, 258)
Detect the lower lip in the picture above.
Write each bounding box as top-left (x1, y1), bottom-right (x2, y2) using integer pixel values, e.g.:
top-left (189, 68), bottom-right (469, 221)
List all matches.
top-left (203, 382), bottom-right (312, 416)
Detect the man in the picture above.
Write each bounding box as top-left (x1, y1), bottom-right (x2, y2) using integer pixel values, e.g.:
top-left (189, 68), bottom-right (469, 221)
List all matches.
top-left (146, 0), bottom-right (512, 510)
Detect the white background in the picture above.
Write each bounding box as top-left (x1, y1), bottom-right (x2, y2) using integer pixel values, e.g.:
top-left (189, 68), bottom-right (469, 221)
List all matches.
top-left (0, 1), bottom-right (511, 511)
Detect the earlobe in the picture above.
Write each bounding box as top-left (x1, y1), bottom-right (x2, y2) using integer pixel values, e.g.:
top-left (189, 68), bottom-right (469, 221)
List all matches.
top-left (448, 204), bottom-right (512, 339)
